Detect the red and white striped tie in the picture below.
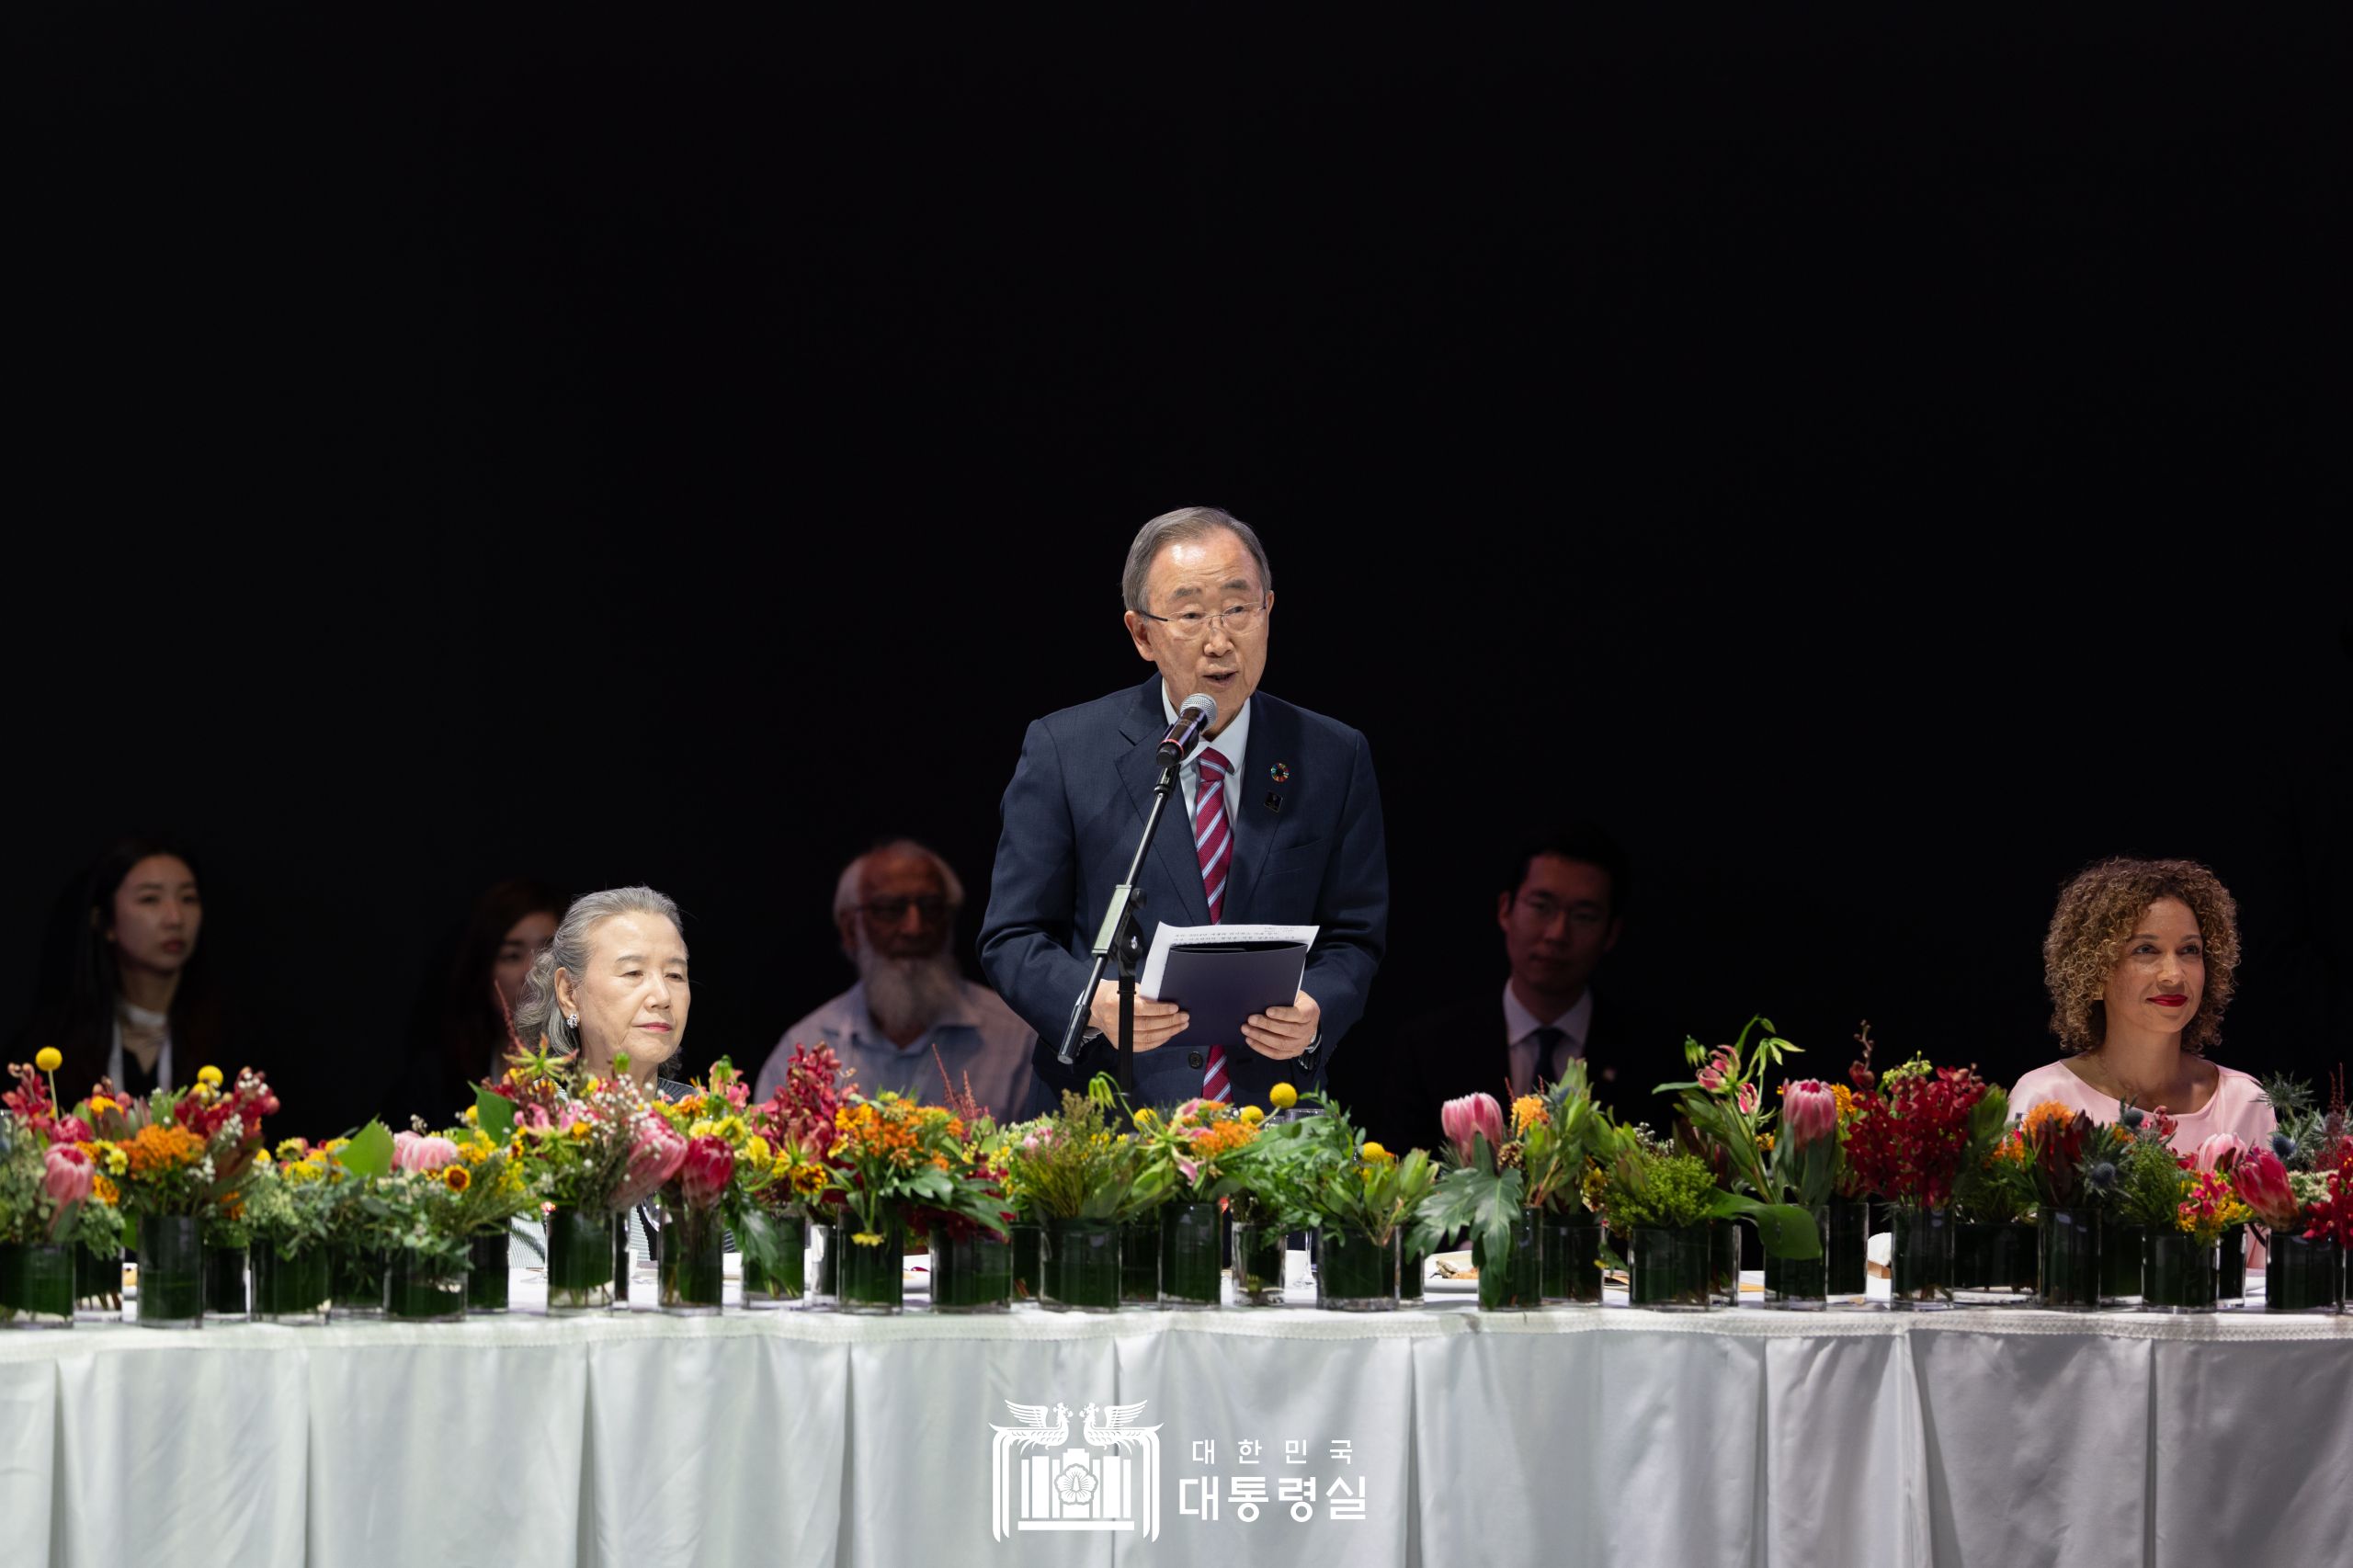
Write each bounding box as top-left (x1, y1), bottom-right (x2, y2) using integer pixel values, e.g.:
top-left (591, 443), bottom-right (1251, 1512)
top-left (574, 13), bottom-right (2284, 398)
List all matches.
top-left (1193, 744), bottom-right (1234, 1102)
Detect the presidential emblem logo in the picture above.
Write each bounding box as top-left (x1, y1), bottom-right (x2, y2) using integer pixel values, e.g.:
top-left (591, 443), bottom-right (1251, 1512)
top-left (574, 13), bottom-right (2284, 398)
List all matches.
top-left (988, 1398), bottom-right (1163, 1540)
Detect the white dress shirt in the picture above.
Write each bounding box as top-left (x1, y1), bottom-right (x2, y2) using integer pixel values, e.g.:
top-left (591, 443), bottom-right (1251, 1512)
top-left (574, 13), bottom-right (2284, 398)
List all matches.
top-left (1504, 983), bottom-right (1592, 1098)
top-left (1160, 685), bottom-right (1253, 824)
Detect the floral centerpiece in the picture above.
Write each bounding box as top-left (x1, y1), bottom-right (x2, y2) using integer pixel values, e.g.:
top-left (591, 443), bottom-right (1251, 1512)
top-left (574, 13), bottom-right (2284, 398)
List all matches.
top-left (2017, 1099), bottom-right (2127, 1310)
top-left (73, 1064), bottom-right (276, 1325)
top-left (1949, 1118), bottom-right (2039, 1302)
top-left (1001, 1080), bottom-right (1170, 1312)
top-left (825, 1090), bottom-right (1006, 1313)
top-left (912, 1078), bottom-right (1017, 1312)
top-left (241, 1140), bottom-right (342, 1321)
top-left (1261, 1093), bottom-right (1432, 1311)
top-left (1590, 1125), bottom-right (1726, 1310)
top-left (742, 1043), bottom-right (851, 1303)
top-left (1218, 1083), bottom-right (1320, 1304)
top-left (1654, 1017), bottom-right (1825, 1280)
top-left (641, 1059), bottom-right (792, 1314)
top-left (494, 1051), bottom-right (677, 1312)
top-left (2234, 1072), bottom-right (2349, 1311)
top-left (1842, 1057), bottom-right (1996, 1309)
top-left (1131, 1094), bottom-right (1267, 1305)
top-left (1, 1056), bottom-right (127, 1325)
top-left (1412, 1091), bottom-right (1534, 1309)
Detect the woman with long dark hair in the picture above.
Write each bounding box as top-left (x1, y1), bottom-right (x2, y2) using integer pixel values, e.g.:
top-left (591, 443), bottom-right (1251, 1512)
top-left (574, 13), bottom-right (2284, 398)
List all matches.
top-left (14, 836), bottom-right (224, 1097)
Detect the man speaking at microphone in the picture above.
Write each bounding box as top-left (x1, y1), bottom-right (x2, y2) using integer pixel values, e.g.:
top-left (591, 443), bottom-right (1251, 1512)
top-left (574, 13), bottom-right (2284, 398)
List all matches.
top-left (981, 506), bottom-right (1389, 1110)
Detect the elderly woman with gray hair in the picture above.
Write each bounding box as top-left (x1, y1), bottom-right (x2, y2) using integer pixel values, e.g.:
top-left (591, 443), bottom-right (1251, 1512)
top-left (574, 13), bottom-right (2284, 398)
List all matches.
top-left (514, 885), bottom-right (692, 1090)
top-left (514, 886), bottom-right (697, 1271)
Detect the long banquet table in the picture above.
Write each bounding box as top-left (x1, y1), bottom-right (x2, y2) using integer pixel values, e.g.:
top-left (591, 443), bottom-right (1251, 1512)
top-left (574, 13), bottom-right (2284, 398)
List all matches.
top-left (4, 1270), bottom-right (2349, 1568)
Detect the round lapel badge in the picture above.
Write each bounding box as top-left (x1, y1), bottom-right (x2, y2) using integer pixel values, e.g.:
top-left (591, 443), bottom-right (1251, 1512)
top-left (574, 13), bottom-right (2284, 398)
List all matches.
top-left (1268, 762), bottom-right (1290, 784)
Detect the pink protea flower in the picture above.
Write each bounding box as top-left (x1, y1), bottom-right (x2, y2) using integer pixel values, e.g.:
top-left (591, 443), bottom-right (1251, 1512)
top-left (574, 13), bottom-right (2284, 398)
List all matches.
top-left (1440, 1093), bottom-right (1506, 1164)
top-left (43, 1142), bottom-right (95, 1210)
top-left (392, 1131), bottom-right (461, 1173)
top-left (2193, 1133), bottom-right (2246, 1175)
top-left (1782, 1081), bottom-right (1839, 1148)
top-left (2230, 1148), bottom-right (2300, 1228)
top-left (609, 1115), bottom-right (689, 1210)
top-left (676, 1135), bottom-right (735, 1209)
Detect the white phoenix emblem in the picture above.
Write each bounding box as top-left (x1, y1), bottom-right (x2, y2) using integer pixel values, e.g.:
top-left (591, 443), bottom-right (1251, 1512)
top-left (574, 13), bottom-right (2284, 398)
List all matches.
top-left (989, 1398), bottom-right (1163, 1540)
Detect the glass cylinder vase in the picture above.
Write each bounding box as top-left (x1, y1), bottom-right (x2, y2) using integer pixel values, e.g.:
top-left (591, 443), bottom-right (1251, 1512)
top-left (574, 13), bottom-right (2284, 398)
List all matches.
top-left (1158, 1200), bottom-right (1223, 1308)
top-left (2099, 1219), bottom-right (2146, 1307)
top-left (0, 1242), bottom-right (76, 1328)
top-left (1399, 1238), bottom-right (1427, 1305)
top-left (658, 1204), bottom-right (726, 1316)
top-left (385, 1247), bottom-right (466, 1323)
top-left (1824, 1196), bottom-right (1870, 1305)
top-left (1044, 1216), bottom-right (1120, 1312)
top-left (2141, 1231), bottom-right (2216, 1314)
top-left (204, 1245), bottom-right (249, 1320)
top-left (467, 1232), bottom-right (510, 1313)
top-left (543, 1207), bottom-right (615, 1314)
top-left (807, 1215), bottom-right (837, 1308)
top-left (1472, 1211), bottom-right (1540, 1311)
top-left (328, 1242), bottom-right (388, 1321)
top-left (2265, 1228), bottom-right (2339, 1312)
top-left (1010, 1220), bottom-right (1043, 1307)
top-left (249, 1244), bottom-right (329, 1324)
top-left (1120, 1210), bottom-right (1161, 1304)
top-left (930, 1225), bottom-right (1013, 1312)
top-left (138, 1214), bottom-right (205, 1327)
top-left (1888, 1205), bottom-right (1954, 1311)
top-left (1762, 1206), bottom-right (1831, 1311)
top-left (1538, 1210), bottom-right (1603, 1305)
top-left (1316, 1226), bottom-right (1397, 1311)
top-left (836, 1213), bottom-right (905, 1315)
top-left (740, 1209), bottom-right (807, 1309)
top-left (1952, 1221), bottom-right (2039, 1306)
top-left (2038, 1205), bottom-right (2101, 1311)
top-left (1232, 1219), bottom-right (1286, 1306)
top-left (2215, 1223), bottom-right (2246, 1309)
top-left (75, 1244), bottom-right (123, 1321)
top-left (1626, 1225), bottom-right (1711, 1311)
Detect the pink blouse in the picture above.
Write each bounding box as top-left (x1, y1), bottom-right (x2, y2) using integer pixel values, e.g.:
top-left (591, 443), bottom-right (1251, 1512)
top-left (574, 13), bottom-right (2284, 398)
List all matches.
top-left (2006, 1059), bottom-right (2278, 1155)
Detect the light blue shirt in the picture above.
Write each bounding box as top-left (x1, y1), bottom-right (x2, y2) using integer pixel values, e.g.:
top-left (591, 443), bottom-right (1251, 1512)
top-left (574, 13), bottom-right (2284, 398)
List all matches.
top-left (753, 978), bottom-right (1046, 1121)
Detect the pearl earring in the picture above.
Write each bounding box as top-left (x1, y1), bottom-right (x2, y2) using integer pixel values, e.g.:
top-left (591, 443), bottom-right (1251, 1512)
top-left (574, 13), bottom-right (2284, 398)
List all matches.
top-left (565, 1014), bottom-right (579, 1028)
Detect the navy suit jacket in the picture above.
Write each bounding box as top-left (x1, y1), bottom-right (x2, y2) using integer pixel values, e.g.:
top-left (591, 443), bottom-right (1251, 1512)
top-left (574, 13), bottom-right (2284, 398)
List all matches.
top-left (980, 676), bottom-right (1389, 1110)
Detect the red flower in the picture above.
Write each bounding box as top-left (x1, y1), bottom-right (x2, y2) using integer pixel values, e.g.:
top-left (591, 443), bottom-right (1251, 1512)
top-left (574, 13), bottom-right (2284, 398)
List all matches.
top-left (677, 1135), bottom-right (736, 1210)
top-left (1844, 1066), bottom-right (1988, 1209)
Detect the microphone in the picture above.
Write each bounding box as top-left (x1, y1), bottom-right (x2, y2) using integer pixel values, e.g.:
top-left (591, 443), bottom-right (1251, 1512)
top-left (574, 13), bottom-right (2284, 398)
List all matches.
top-left (1155, 692), bottom-right (1219, 764)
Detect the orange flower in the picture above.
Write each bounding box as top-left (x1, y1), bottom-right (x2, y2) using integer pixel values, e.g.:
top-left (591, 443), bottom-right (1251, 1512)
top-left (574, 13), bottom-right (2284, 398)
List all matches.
top-left (444, 1165), bottom-right (472, 1193)
top-left (2019, 1101), bottom-right (2077, 1142)
top-left (1511, 1095), bottom-right (1550, 1134)
top-left (92, 1173), bottom-right (120, 1206)
top-left (123, 1122), bottom-right (205, 1176)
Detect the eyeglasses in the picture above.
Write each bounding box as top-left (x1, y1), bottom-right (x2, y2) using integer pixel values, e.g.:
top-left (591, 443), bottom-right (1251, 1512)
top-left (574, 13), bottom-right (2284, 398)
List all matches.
top-left (1136, 596), bottom-right (1267, 642)
top-left (859, 895), bottom-right (949, 925)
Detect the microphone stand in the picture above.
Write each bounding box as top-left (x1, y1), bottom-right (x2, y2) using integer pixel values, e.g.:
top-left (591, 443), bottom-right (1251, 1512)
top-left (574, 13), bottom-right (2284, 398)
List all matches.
top-left (1057, 753), bottom-right (1185, 1096)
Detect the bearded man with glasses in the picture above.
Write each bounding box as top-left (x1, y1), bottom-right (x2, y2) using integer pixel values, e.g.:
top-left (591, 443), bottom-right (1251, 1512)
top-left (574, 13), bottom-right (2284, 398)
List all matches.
top-left (753, 838), bottom-right (1045, 1119)
top-left (981, 506), bottom-right (1390, 1110)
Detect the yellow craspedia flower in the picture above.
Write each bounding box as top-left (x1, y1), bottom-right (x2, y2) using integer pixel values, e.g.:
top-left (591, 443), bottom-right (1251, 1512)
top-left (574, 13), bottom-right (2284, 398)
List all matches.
top-left (253, 1149), bottom-right (273, 1169)
top-left (1268, 1082), bottom-right (1299, 1111)
top-left (568, 1120), bottom-right (592, 1140)
top-left (35, 1047), bottom-right (63, 1073)
top-left (1240, 1106), bottom-right (1265, 1126)
top-left (196, 1064), bottom-right (224, 1088)
top-left (1360, 1141), bottom-right (1392, 1162)
top-left (444, 1165), bottom-right (472, 1193)
top-left (462, 1105), bottom-right (481, 1126)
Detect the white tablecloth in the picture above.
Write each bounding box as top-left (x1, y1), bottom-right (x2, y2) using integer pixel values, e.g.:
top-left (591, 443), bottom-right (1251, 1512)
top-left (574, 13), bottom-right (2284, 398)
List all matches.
top-left (4, 1272), bottom-right (2350, 1568)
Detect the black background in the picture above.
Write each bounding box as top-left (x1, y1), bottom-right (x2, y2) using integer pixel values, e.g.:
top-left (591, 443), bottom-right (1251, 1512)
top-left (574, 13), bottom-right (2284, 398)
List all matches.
top-left (6, 13), bottom-right (2345, 1135)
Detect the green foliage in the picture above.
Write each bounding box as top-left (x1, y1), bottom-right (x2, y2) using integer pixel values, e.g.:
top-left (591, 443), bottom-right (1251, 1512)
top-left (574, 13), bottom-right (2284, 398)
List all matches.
top-left (1602, 1147), bottom-right (1728, 1232)
top-left (1002, 1092), bottom-right (1171, 1223)
top-left (1286, 1096), bottom-right (1435, 1245)
top-left (1409, 1131), bottom-right (1526, 1267)
top-left (2114, 1132), bottom-right (2190, 1230)
top-left (335, 1120), bottom-right (394, 1180)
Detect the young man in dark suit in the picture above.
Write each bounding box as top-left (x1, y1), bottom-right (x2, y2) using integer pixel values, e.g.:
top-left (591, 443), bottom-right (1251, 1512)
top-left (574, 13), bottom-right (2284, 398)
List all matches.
top-left (979, 506), bottom-right (1389, 1111)
top-left (1370, 824), bottom-right (1647, 1150)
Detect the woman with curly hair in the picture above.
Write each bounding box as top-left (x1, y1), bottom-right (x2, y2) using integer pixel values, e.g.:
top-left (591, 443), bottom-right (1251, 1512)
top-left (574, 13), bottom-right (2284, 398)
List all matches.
top-left (2008, 857), bottom-right (2276, 1151)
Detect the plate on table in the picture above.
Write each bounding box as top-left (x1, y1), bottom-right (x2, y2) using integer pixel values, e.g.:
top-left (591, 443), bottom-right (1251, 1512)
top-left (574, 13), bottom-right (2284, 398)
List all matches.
top-left (1425, 1250), bottom-right (1477, 1293)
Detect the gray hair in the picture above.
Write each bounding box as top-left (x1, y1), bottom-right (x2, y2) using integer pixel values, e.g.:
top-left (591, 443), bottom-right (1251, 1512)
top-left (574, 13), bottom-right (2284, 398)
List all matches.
top-left (832, 839), bottom-right (965, 922)
top-left (515, 885), bottom-right (685, 1057)
top-left (1120, 506), bottom-right (1274, 615)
